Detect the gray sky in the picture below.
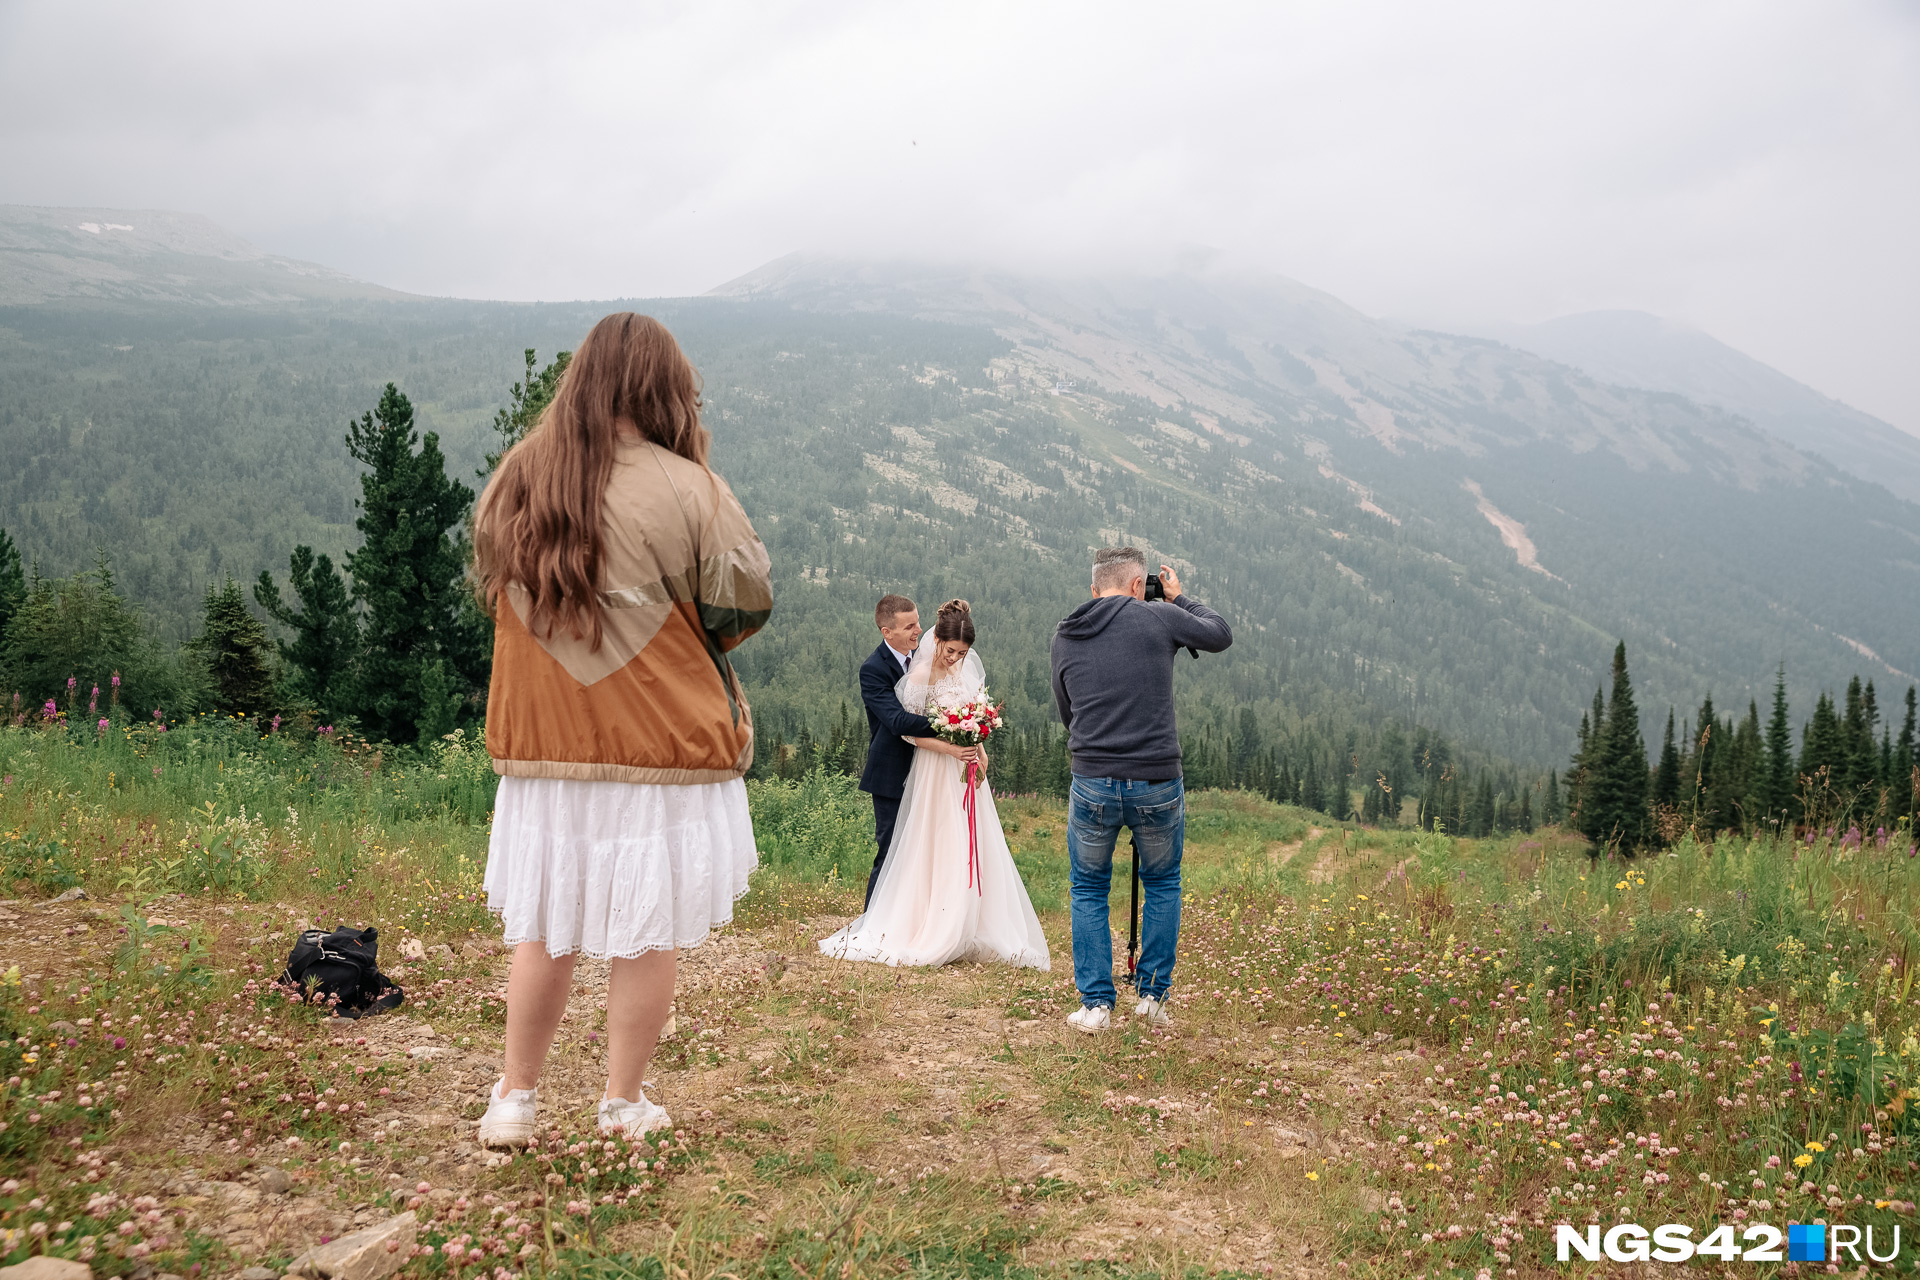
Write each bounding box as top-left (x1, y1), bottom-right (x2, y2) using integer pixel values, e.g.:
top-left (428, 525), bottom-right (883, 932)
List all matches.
top-left (3, 0), bottom-right (1917, 431)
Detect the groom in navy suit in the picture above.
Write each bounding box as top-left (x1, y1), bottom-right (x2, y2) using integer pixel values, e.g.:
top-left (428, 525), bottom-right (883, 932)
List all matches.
top-left (858, 594), bottom-right (935, 908)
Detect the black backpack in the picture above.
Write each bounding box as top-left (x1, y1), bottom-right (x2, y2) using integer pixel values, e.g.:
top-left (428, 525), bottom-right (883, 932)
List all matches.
top-left (279, 926), bottom-right (404, 1019)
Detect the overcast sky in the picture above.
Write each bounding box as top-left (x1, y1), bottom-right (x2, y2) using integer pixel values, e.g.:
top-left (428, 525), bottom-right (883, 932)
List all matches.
top-left (3, 1), bottom-right (1917, 430)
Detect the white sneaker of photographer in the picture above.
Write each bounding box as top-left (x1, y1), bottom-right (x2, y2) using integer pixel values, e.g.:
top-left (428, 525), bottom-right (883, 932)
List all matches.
top-left (598, 1093), bottom-right (672, 1137)
top-left (477, 1077), bottom-right (537, 1148)
top-left (1066, 1005), bottom-right (1111, 1034)
top-left (1134, 995), bottom-right (1172, 1027)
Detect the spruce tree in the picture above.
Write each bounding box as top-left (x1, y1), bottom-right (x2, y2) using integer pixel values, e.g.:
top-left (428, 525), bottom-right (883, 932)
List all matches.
top-left (1801, 693), bottom-right (1843, 792)
top-left (344, 384), bottom-right (480, 745)
top-left (0, 527), bottom-right (24, 656)
top-left (191, 576), bottom-right (276, 717)
top-left (1688, 694), bottom-right (1718, 821)
top-left (1731, 701), bottom-right (1762, 829)
top-left (255, 545), bottom-right (358, 719)
top-left (1301, 764), bottom-right (1325, 816)
top-left (1465, 774), bottom-right (1494, 837)
top-left (4, 555), bottom-right (168, 712)
top-left (1568, 688), bottom-right (1604, 830)
top-left (1517, 785), bottom-right (1534, 833)
top-left (1233, 707), bottom-right (1262, 788)
top-left (1895, 687), bottom-right (1917, 822)
top-left (1544, 769), bottom-right (1562, 825)
top-left (1582, 642), bottom-right (1650, 853)
top-left (1763, 666), bottom-right (1794, 824)
top-left (1841, 676), bottom-right (1876, 795)
top-left (1652, 708), bottom-right (1681, 810)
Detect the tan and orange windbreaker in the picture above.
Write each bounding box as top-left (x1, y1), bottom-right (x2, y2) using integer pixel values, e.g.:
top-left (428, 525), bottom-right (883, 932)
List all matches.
top-left (481, 438), bottom-right (772, 785)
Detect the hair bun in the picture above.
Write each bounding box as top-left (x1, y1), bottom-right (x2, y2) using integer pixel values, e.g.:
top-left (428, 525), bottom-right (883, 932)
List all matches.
top-left (937, 598), bottom-right (972, 619)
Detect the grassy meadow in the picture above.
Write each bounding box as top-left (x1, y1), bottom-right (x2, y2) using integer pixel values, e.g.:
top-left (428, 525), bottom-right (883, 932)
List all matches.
top-left (2, 716), bottom-right (1919, 1277)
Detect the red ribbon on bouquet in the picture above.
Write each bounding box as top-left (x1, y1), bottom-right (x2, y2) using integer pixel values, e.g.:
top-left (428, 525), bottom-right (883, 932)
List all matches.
top-left (963, 758), bottom-right (982, 895)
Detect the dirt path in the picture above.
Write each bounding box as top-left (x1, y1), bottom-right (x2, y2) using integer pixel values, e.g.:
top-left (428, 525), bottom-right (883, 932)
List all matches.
top-left (5, 894), bottom-right (1437, 1276)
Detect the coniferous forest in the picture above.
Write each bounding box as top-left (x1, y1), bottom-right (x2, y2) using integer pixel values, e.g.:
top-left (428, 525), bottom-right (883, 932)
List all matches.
top-left (2, 295), bottom-right (1916, 841)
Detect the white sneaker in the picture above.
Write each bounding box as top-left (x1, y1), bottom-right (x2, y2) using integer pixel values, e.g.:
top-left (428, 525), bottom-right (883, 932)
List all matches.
top-left (598, 1093), bottom-right (671, 1137)
top-left (1134, 995), bottom-right (1172, 1027)
top-left (1066, 1005), bottom-right (1111, 1034)
top-left (477, 1077), bottom-right (537, 1148)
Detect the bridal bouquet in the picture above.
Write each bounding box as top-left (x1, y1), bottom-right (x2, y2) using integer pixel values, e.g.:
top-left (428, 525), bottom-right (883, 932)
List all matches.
top-left (929, 691), bottom-right (1002, 896)
top-left (929, 692), bottom-right (1003, 748)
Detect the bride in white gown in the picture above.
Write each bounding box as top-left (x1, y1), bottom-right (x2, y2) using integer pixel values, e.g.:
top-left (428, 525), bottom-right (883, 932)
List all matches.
top-left (820, 600), bottom-right (1050, 970)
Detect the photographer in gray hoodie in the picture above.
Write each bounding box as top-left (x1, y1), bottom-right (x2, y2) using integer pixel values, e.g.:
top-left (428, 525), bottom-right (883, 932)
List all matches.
top-left (1050, 547), bottom-right (1232, 1032)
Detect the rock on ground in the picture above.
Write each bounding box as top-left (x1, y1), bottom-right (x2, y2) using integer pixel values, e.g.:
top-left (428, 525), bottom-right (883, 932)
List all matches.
top-left (284, 1212), bottom-right (417, 1280)
top-left (0, 1258), bottom-right (95, 1280)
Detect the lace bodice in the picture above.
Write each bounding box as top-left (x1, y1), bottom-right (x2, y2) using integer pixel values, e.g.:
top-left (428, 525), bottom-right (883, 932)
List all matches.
top-left (899, 652), bottom-right (985, 716)
top-left (923, 672), bottom-right (972, 711)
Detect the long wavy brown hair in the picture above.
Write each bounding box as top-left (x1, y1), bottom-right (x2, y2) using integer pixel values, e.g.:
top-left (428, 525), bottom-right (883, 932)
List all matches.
top-left (474, 312), bottom-right (709, 650)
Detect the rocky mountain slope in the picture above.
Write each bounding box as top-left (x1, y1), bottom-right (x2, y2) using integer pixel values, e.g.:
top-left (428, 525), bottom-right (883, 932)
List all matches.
top-left (1480, 309), bottom-right (1920, 503)
top-left (4, 221), bottom-right (1916, 766)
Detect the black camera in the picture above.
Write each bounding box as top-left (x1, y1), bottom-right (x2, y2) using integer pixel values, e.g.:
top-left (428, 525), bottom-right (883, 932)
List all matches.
top-left (1144, 573), bottom-right (1165, 601)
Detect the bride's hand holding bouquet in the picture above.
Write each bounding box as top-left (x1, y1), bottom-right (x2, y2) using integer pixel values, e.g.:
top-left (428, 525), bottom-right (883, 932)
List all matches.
top-left (930, 692), bottom-right (1003, 774)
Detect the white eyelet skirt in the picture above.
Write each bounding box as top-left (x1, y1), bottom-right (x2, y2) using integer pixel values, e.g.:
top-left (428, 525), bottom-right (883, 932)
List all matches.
top-left (484, 775), bottom-right (759, 959)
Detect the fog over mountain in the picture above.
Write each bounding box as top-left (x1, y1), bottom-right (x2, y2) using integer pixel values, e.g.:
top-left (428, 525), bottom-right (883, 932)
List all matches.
top-left (0, 205), bottom-right (403, 306)
top-left (4, 207), bottom-right (1918, 769)
top-left (1478, 310), bottom-right (1920, 503)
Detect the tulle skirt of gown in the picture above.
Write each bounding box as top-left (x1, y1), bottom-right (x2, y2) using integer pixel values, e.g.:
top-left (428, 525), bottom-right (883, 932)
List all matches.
top-left (821, 751), bottom-right (1050, 969)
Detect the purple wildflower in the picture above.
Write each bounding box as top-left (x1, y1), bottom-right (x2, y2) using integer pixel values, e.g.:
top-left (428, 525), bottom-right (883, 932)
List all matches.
top-left (96, 718), bottom-right (108, 733)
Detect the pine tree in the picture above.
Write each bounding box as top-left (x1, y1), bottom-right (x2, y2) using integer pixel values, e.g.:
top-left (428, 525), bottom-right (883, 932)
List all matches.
top-left (1731, 700), bottom-right (1762, 829)
top-left (1763, 666), bottom-right (1794, 825)
top-left (1894, 687), bottom-right (1917, 822)
top-left (1468, 774), bottom-right (1496, 837)
top-left (1582, 642), bottom-right (1650, 853)
top-left (1652, 708), bottom-right (1681, 810)
top-left (1543, 769), bottom-right (1562, 825)
top-left (1233, 707), bottom-right (1262, 789)
top-left (1687, 694), bottom-right (1718, 822)
top-left (344, 384), bottom-right (480, 745)
top-left (1568, 687), bottom-right (1604, 830)
top-left (254, 545), bottom-right (358, 719)
top-left (4, 554), bottom-right (169, 712)
top-left (1800, 692), bottom-right (1843, 795)
top-left (191, 576), bottom-right (276, 717)
top-left (414, 658), bottom-right (461, 748)
top-left (1301, 764), bottom-right (1325, 816)
top-left (1841, 676), bottom-right (1876, 796)
top-left (1517, 785), bottom-right (1534, 833)
top-left (0, 527), bottom-right (25, 654)
top-left (483, 349), bottom-right (572, 476)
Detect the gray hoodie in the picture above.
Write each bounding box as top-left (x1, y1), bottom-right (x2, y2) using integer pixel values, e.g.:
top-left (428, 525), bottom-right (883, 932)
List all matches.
top-left (1049, 594), bottom-right (1232, 780)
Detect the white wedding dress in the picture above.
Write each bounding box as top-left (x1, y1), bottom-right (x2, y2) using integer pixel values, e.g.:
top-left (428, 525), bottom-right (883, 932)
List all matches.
top-left (820, 648), bottom-right (1050, 970)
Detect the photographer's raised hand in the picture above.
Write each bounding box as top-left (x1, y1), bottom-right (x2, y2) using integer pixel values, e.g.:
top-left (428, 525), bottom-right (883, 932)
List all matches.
top-left (1157, 564), bottom-right (1184, 602)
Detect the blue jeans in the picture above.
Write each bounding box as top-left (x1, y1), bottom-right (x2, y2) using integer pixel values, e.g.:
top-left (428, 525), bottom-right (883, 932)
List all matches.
top-left (1067, 775), bottom-right (1185, 1006)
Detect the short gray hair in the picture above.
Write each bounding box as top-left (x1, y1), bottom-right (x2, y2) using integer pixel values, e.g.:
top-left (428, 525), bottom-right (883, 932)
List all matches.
top-left (1092, 546), bottom-right (1147, 592)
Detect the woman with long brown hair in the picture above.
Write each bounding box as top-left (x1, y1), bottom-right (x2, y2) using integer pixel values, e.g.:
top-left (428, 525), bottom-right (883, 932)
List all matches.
top-left (472, 312), bottom-right (771, 1144)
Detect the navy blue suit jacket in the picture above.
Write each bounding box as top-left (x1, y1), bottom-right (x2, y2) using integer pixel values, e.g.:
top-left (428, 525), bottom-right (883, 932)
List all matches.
top-left (858, 642), bottom-right (933, 798)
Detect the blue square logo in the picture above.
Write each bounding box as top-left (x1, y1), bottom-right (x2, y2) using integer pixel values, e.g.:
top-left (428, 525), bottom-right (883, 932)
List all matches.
top-left (1788, 1224), bottom-right (1826, 1262)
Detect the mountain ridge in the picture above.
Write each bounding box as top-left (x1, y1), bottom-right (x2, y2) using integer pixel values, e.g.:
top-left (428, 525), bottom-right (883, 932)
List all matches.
top-left (0, 204), bottom-right (405, 306)
top-left (1476, 308), bottom-right (1920, 502)
top-left (4, 219), bottom-right (1918, 772)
